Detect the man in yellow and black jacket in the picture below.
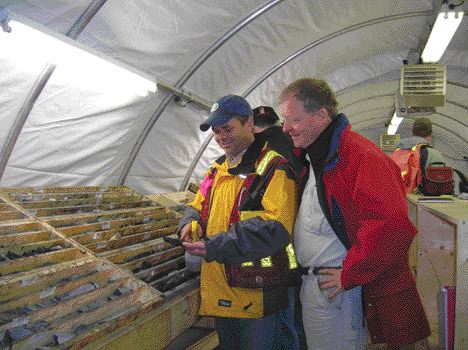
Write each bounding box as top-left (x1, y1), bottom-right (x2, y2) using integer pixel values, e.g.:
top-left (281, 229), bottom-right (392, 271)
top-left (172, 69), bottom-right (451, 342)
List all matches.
top-left (179, 94), bottom-right (300, 350)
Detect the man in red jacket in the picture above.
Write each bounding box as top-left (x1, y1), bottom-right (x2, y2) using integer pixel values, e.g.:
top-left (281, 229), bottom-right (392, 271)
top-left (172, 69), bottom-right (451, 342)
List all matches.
top-left (279, 78), bottom-right (430, 350)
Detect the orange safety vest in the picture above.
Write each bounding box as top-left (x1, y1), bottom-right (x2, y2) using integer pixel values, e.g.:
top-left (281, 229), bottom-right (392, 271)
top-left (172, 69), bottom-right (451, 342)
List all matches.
top-left (390, 144), bottom-right (424, 194)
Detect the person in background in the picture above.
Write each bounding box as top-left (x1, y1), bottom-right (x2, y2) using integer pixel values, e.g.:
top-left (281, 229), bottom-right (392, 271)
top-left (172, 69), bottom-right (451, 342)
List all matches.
top-left (253, 105), bottom-right (305, 181)
top-left (179, 95), bottom-right (300, 350)
top-left (390, 117), bottom-right (447, 194)
top-left (279, 78), bottom-right (430, 350)
top-left (396, 117), bottom-right (445, 170)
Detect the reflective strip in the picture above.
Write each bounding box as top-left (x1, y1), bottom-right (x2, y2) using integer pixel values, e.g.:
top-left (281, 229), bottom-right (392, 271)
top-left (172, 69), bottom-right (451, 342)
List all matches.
top-left (260, 257), bottom-right (272, 267)
top-left (256, 150), bottom-right (281, 175)
top-left (240, 244), bottom-right (297, 269)
top-left (240, 210), bottom-right (264, 221)
top-left (286, 243), bottom-right (298, 269)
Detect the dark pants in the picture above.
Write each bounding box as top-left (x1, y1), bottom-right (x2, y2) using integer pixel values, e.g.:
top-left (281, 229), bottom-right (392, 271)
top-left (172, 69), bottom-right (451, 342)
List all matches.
top-left (215, 287), bottom-right (299, 350)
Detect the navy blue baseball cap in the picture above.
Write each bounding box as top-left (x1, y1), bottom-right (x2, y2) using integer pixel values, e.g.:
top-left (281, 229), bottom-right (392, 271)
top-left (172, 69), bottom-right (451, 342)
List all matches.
top-left (200, 94), bottom-right (253, 131)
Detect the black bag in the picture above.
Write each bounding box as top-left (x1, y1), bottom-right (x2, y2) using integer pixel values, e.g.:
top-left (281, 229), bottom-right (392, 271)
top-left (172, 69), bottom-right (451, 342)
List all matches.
top-left (419, 147), bottom-right (454, 196)
top-left (419, 162), bottom-right (454, 196)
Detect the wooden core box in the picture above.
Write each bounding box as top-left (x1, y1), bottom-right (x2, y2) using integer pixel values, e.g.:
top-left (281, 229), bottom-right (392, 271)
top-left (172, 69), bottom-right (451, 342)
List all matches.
top-left (0, 186), bottom-right (202, 349)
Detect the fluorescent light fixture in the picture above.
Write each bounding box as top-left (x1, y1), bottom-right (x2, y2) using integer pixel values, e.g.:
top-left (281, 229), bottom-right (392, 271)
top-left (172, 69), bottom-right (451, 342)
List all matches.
top-left (1, 14), bottom-right (157, 97)
top-left (387, 112), bottom-right (404, 135)
top-left (421, 5), bottom-right (464, 63)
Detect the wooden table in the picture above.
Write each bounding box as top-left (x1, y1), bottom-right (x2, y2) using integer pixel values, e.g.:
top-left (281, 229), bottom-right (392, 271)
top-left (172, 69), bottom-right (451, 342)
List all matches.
top-left (407, 194), bottom-right (468, 349)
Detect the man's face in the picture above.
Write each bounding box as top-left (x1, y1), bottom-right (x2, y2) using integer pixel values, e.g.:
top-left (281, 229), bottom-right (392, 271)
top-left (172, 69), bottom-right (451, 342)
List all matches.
top-left (213, 117), bottom-right (254, 157)
top-left (280, 94), bottom-right (331, 148)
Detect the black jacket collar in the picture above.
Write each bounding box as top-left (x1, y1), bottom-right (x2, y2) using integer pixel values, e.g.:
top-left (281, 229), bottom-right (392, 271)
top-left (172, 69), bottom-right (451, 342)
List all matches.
top-left (305, 116), bottom-right (339, 173)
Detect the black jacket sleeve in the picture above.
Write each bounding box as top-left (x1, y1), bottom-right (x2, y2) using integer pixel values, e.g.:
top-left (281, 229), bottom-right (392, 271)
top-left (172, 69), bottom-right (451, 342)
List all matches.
top-left (204, 217), bottom-right (289, 264)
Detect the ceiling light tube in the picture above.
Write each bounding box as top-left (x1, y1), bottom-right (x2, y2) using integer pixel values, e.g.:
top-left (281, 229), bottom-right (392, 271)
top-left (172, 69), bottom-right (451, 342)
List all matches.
top-left (1, 13), bottom-right (157, 96)
top-left (387, 112), bottom-right (404, 135)
top-left (421, 5), bottom-right (464, 63)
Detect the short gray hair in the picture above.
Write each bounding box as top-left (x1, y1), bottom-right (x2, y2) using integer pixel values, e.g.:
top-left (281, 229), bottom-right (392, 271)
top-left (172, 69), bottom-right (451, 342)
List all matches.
top-left (280, 78), bottom-right (338, 119)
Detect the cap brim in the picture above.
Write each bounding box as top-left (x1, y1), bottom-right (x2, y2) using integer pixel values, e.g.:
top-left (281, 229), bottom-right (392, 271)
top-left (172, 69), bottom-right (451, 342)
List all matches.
top-left (254, 114), bottom-right (279, 124)
top-left (199, 110), bottom-right (235, 131)
top-left (199, 114), bottom-right (217, 131)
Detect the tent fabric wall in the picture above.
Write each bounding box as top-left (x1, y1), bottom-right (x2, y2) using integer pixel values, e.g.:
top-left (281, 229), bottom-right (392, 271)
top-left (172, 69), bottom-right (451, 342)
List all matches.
top-left (0, 0), bottom-right (466, 194)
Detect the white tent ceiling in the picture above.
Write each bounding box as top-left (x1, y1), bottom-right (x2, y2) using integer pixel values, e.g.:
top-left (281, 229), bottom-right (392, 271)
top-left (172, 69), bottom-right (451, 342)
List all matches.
top-left (0, 0), bottom-right (467, 194)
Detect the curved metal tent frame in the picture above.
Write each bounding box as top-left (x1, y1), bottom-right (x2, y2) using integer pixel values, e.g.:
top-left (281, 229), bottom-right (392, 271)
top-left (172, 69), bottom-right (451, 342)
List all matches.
top-left (116, 0), bottom-right (285, 185)
top-left (178, 10), bottom-right (436, 190)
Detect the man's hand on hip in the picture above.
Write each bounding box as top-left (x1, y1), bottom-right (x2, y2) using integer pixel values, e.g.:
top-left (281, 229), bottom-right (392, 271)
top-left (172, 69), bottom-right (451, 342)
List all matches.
top-left (317, 267), bottom-right (344, 300)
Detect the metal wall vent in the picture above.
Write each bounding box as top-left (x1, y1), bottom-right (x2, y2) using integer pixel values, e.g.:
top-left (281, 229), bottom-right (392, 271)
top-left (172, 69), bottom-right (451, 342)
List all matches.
top-left (400, 64), bottom-right (446, 107)
top-left (380, 134), bottom-right (401, 152)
